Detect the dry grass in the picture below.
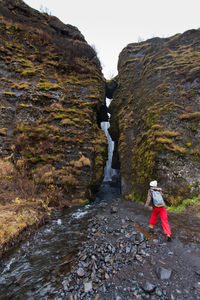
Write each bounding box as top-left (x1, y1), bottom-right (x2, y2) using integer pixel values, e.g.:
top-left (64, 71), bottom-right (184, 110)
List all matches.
top-left (179, 112), bottom-right (200, 120)
top-left (70, 155), bottom-right (91, 168)
top-left (0, 158), bottom-right (51, 249)
top-left (0, 199), bottom-right (48, 248)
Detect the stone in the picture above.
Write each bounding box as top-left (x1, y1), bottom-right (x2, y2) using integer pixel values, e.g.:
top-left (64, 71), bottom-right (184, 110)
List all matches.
top-left (77, 268), bottom-right (85, 277)
top-left (115, 295), bottom-right (122, 300)
top-left (105, 273), bottom-right (109, 279)
top-left (193, 282), bottom-right (200, 291)
top-left (156, 267), bottom-right (172, 280)
top-left (84, 281), bottom-right (93, 293)
top-left (136, 255), bottom-right (143, 262)
top-left (155, 287), bottom-right (162, 296)
top-left (105, 255), bottom-right (111, 262)
top-left (196, 270), bottom-right (200, 276)
top-left (111, 206), bottom-right (118, 213)
top-left (135, 232), bottom-right (144, 244)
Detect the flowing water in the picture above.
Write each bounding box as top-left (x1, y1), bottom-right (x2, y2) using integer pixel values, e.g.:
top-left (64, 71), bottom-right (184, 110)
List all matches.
top-left (101, 121), bottom-right (117, 182)
top-left (0, 186), bottom-right (117, 299)
top-left (101, 98), bottom-right (117, 182)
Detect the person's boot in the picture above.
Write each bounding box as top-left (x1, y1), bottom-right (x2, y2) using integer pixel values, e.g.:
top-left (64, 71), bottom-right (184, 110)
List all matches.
top-left (148, 225), bottom-right (154, 233)
top-left (166, 235), bottom-right (171, 242)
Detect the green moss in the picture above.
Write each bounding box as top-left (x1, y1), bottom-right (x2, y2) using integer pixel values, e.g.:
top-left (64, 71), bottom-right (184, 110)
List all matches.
top-left (29, 155), bottom-right (57, 163)
top-left (129, 190), bottom-right (143, 203)
top-left (21, 69), bottom-right (37, 77)
top-left (37, 82), bottom-right (61, 91)
top-left (0, 128), bottom-right (7, 135)
top-left (25, 153), bottom-right (33, 159)
top-left (20, 104), bottom-right (33, 108)
top-left (67, 109), bottom-right (77, 113)
top-left (11, 81), bottom-right (30, 90)
top-left (79, 199), bottom-right (90, 205)
top-left (54, 114), bottom-right (69, 120)
top-left (3, 92), bottom-right (16, 96)
top-left (185, 142), bottom-right (192, 147)
top-left (167, 195), bottom-right (200, 213)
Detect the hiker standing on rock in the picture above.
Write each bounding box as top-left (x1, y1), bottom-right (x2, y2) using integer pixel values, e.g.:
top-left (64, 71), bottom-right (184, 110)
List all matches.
top-left (145, 180), bottom-right (171, 241)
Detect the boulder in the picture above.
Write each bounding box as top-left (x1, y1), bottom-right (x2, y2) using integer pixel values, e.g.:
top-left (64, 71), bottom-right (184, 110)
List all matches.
top-left (156, 266), bottom-right (172, 280)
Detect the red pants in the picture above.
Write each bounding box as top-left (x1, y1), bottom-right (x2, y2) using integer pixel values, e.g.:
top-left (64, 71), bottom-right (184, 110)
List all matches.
top-left (149, 207), bottom-right (171, 235)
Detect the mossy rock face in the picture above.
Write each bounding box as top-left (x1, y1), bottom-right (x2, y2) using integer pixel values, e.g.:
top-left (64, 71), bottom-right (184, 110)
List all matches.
top-left (0, 1), bottom-right (107, 208)
top-left (110, 29), bottom-right (200, 204)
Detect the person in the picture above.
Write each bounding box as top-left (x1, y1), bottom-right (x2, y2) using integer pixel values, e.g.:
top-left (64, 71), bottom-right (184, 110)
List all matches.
top-left (145, 180), bottom-right (171, 241)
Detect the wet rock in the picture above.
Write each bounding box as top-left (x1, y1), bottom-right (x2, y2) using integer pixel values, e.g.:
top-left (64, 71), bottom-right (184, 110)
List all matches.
top-left (196, 270), bottom-right (200, 276)
top-left (156, 266), bottom-right (172, 280)
top-left (77, 268), bottom-right (85, 277)
top-left (115, 295), bottom-right (122, 300)
top-left (135, 232), bottom-right (144, 244)
top-left (80, 254), bottom-right (87, 261)
top-left (105, 273), bottom-right (109, 279)
top-left (84, 281), bottom-right (93, 292)
top-left (155, 287), bottom-right (162, 296)
top-left (111, 206), bottom-right (118, 214)
top-left (193, 281), bottom-right (200, 291)
top-left (105, 255), bottom-right (112, 263)
top-left (125, 233), bottom-right (131, 238)
top-left (136, 255), bottom-right (143, 262)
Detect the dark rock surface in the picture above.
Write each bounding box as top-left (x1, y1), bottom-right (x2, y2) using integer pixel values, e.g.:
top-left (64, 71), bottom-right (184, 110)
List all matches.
top-left (106, 76), bottom-right (118, 99)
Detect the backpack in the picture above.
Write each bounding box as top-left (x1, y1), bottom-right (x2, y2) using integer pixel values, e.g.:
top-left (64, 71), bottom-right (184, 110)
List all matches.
top-left (151, 189), bottom-right (165, 206)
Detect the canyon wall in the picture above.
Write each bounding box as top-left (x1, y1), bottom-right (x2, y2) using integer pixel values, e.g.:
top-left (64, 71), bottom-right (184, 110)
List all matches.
top-left (109, 29), bottom-right (200, 205)
top-left (0, 0), bottom-right (107, 213)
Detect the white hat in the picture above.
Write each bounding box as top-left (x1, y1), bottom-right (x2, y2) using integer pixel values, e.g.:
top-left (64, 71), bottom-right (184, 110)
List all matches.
top-left (150, 180), bottom-right (157, 187)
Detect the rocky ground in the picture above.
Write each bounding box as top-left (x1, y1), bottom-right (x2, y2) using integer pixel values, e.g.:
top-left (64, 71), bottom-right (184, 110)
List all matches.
top-left (60, 186), bottom-right (200, 300)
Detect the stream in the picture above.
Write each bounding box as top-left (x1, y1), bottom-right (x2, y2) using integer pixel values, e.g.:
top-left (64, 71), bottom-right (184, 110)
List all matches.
top-left (0, 184), bottom-right (118, 299)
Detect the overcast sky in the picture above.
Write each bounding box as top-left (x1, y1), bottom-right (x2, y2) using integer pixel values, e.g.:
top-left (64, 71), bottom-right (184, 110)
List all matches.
top-left (24, 0), bottom-right (200, 78)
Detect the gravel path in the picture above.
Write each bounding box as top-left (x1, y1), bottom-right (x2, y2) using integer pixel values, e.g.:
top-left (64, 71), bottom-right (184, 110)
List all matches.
top-left (61, 189), bottom-right (200, 300)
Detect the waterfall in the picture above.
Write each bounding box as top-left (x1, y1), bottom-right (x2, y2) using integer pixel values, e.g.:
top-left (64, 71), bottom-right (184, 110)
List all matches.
top-left (101, 98), bottom-right (116, 182)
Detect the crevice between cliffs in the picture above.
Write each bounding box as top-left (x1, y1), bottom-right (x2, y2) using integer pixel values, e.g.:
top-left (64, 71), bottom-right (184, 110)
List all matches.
top-left (97, 76), bottom-right (120, 190)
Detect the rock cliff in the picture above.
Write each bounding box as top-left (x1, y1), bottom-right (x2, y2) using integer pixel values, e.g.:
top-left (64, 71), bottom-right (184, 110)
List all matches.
top-left (109, 29), bottom-right (200, 204)
top-left (0, 0), bottom-right (107, 248)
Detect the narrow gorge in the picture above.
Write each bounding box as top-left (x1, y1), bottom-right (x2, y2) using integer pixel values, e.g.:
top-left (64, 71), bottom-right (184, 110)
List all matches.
top-left (0, 1), bottom-right (200, 298)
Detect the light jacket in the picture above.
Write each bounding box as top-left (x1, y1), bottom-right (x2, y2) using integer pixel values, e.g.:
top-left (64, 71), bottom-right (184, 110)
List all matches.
top-left (145, 186), bottom-right (165, 208)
